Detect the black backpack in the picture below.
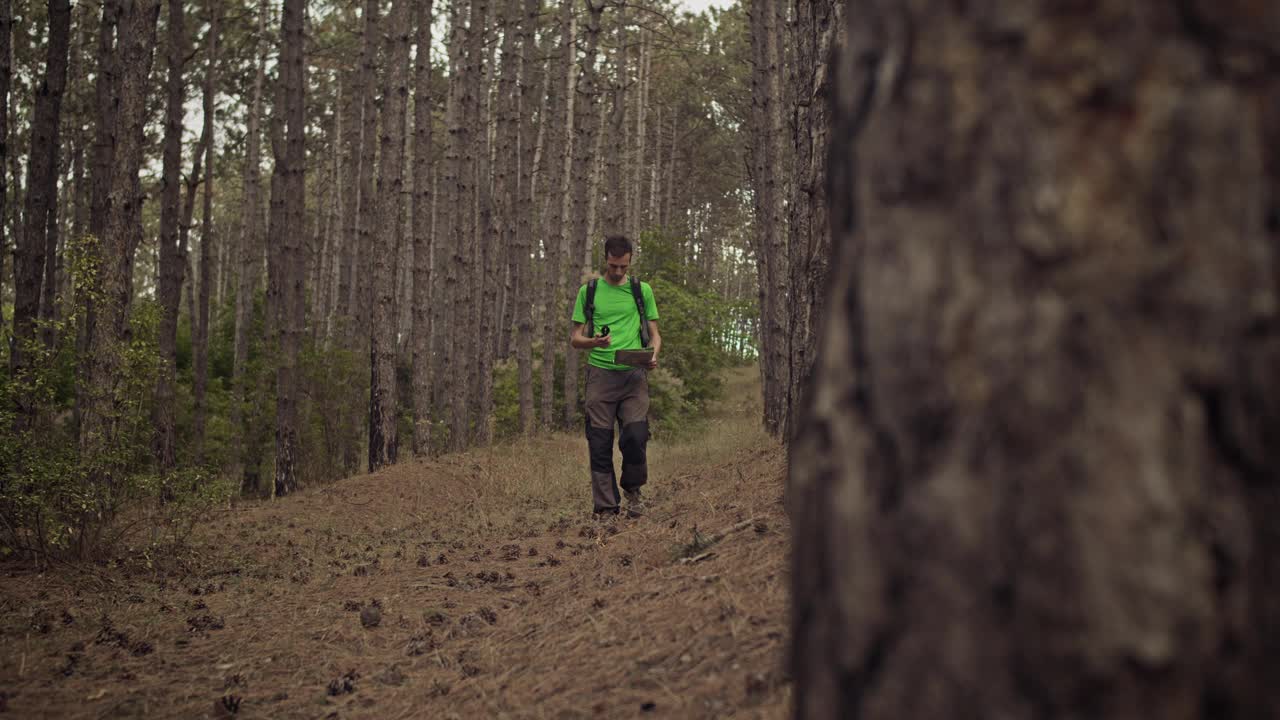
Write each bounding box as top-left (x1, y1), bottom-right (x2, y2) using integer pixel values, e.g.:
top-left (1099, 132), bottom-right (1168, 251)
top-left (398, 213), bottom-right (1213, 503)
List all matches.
top-left (584, 277), bottom-right (652, 347)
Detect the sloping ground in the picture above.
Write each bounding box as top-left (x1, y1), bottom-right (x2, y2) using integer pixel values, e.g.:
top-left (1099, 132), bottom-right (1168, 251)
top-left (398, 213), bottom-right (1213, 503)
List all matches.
top-left (0, 366), bottom-right (790, 719)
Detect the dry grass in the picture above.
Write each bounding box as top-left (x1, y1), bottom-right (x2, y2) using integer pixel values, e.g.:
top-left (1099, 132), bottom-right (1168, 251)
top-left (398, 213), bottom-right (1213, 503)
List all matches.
top-left (0, 366), bottom-right (789, 719)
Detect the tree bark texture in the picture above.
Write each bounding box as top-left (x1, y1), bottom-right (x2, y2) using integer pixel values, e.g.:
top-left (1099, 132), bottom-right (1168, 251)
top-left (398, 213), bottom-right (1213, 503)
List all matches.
top-left (337, 69), bottom-right (359, 335)
top-left (370, 0), bottom-right (412, 471)
top-left (513, 0), bottom-right (540, 436)
top-left (448, 0), bottom-right (486, 451)
top-left (539, 2), bottom-right (573, 429)
top-left (152, 0), bottom-right (188, 471)
top-left (88, 0), bottom-right (120, 243)
top-left (0, 0), bottom-right (9, 337)
top-left (748, 0), bottom-right (789, 437)
top-left (492, 0), bottom-right (518, 403)
top-left (273, 0), bottom-right (306, 496)
top-left (192, 4), bottom-right (219, 465)
top-left (563, 0), bottom-right (603, 429)
top-left (356, 0), bottom-right (381, 337)
top-left (11, 0), bottom-right (71, 405)
top-left (471, 0), bottom-right (496, 446)
top-left (790, 3), bottom-right (1280, 719)
top-left (662, 112), bottom-right (675, 231)
top-left (176, 141), bottom-right (204, 459)
top-left (440, 0), bottom-right (466, 450)
top-left (490, 9), bottom-right (512, 352)
top-left (785, 0), bottom-right (840, 439)
top-left (492, 0), bottom-right (521, 433)
top-left (233, 0), bottom-right (268, 492)
top-left (602, 8), bottom-right (627, 237)
top-left (411, 0), bottom-right (435, 457)
top-left (79, 0), bottom-right (160, 493)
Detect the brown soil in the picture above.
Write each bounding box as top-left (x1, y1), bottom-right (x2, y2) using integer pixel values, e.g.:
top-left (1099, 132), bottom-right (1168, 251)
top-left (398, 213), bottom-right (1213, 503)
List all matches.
top-left (0, 367), bottom-right (790, 718)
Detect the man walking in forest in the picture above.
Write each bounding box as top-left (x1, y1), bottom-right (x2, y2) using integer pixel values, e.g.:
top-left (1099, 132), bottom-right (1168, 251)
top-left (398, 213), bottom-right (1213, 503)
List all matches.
top-left (570, 235), bottom-right (662, 518)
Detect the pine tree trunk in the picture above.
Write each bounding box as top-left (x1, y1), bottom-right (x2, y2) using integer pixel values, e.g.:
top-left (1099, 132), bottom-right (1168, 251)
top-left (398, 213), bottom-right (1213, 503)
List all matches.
top-left (214, 215), bottom-right (226, 310)
top-left (88, 0), bottom-right (119, 243)
top-left (784, 0), bottom-right (838, 439)
top-left (369, 0), bottom-right (411, 471)
top-left (192, 4), bottom-right (219, 465)
top-left (356, 0), bottom-right (380, 340)
top-left (411, 0), bottom-right (435, 457)
top-left (539, 2), bottom-right (573, 429)
top-left (71, 126), bottom-right (86, 247)
top-left (40, 175), bottom-right (61, 347)
top-left (492, 0), bottom-right (520, 433)
top-left (791, 3), bottom-right (1280, 718)
top-left (11, 0), bottom-right (71, 414)
top-left (662, 113), bottom-right (676, 230)
top-left (398, 111), bottom-right (414, 352)
top-left (448, 0), bottom-right (486, 451)
top-left (647, 103), bottom-right (660, 228)
top-left (0, 0), bottom-right (9, 337)
top-left (748, 0), bottom-right (789, 436)
top-left (429, 161), bottom-right (440, 381)
top-left (440, 0), bottom-right (465, 449)
top-left (271, 0), bottom-right (306, 496)
top-left (320, 98), bottom-right (340, 342)
top-left (396, 90), bottom-right (414, 353)
top-left (512, 0), bottom-right (539, 436)
top-left (79, 0), bottom-right (160, 506)
top-left (633, 31), bottom-right (650, 235)
top-left (176, 142), bottom-right (203, 450)
top-left (472, 0), bottom-right (496, 446)
top-left (152, 0), bottom-right (187, 471)
top-left (603, 12), bottom-right (627, 238)
top-left (584, 98), bottom-right (607, 267)
top-left (563, 0), bottom-right (604, 429)
top-left (336, 70), bottom-right (358, 333)
top-left (233, 0), bottom-right (268, 493)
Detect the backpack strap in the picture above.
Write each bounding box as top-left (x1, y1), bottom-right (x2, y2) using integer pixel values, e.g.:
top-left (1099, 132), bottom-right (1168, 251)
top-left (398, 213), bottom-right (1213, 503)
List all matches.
top-left (584, 278), bottom-right (599, 338)
top-left (630, 276), bottom-right (652, 347)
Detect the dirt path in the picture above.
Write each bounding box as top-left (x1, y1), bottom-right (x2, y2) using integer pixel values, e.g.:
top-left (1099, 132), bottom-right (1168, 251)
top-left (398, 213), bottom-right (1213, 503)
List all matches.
top-left (0, 367), bottom-right (790, 719)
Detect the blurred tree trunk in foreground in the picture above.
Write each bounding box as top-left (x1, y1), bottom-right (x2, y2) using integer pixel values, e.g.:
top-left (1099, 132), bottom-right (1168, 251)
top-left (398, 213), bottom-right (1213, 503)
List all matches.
top-left (791, 2), bottom-right (1280, 718)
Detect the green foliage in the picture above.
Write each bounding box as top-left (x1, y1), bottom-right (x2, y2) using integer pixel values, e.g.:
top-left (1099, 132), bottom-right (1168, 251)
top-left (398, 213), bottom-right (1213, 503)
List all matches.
top-left (298, 335), bottom-right (365, 482)
top-left (491, 358), bottom-right (525, 440)
top-left (0, 313), bottom-right (82, 560)
top-left (490, 347), bottom-right (568, 441)
top-left (0, 237), bottom-right (235, 563)
top-left (633, 230), bottom-right (738, 436)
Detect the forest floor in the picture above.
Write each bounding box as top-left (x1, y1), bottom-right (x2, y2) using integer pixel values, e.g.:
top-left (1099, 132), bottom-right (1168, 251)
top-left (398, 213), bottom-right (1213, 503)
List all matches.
top-left (0, 366), bottom-right (791, 719)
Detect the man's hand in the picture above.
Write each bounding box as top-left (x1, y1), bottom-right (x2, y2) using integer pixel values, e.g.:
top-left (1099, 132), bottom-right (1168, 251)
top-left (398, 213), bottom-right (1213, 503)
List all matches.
top-left (647, 351), bottom-right (659, 370)
top-left (593, 333), bottom-right (612, 348)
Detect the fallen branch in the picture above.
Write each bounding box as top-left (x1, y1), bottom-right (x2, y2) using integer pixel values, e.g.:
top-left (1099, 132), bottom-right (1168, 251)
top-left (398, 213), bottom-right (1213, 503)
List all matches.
top-left (675, 518), bottom-right (757, 562)
top-left (679, 551), bottom-right (717, 565)
top-left (704, 518), bottom-right (756, 545)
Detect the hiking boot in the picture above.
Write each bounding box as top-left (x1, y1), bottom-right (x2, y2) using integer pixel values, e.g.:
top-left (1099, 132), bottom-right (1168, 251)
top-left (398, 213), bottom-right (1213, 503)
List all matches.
top-left (624, 489), bottom-right (645, 518)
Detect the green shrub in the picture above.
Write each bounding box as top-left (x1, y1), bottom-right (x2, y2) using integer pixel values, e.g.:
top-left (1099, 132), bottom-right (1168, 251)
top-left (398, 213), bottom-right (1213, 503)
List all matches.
top-left (0, 239), bottom-right (235, 563)
top-left (491, 344), bottom-right (566, 440)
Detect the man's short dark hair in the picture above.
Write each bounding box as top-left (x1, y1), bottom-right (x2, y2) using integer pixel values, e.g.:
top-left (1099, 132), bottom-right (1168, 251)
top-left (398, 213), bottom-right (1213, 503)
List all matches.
top-left (604, 235), bottom-right (633, 259)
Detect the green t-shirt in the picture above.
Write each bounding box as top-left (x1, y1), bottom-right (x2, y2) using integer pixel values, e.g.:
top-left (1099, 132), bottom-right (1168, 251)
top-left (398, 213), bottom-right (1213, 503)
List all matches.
top-left (572, 277), bottom-right (659, 370)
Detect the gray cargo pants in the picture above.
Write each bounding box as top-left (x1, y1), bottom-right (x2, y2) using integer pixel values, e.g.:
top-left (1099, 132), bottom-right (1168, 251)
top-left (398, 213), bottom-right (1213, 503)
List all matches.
top-left (584, 365), bottom-right (650, 514)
